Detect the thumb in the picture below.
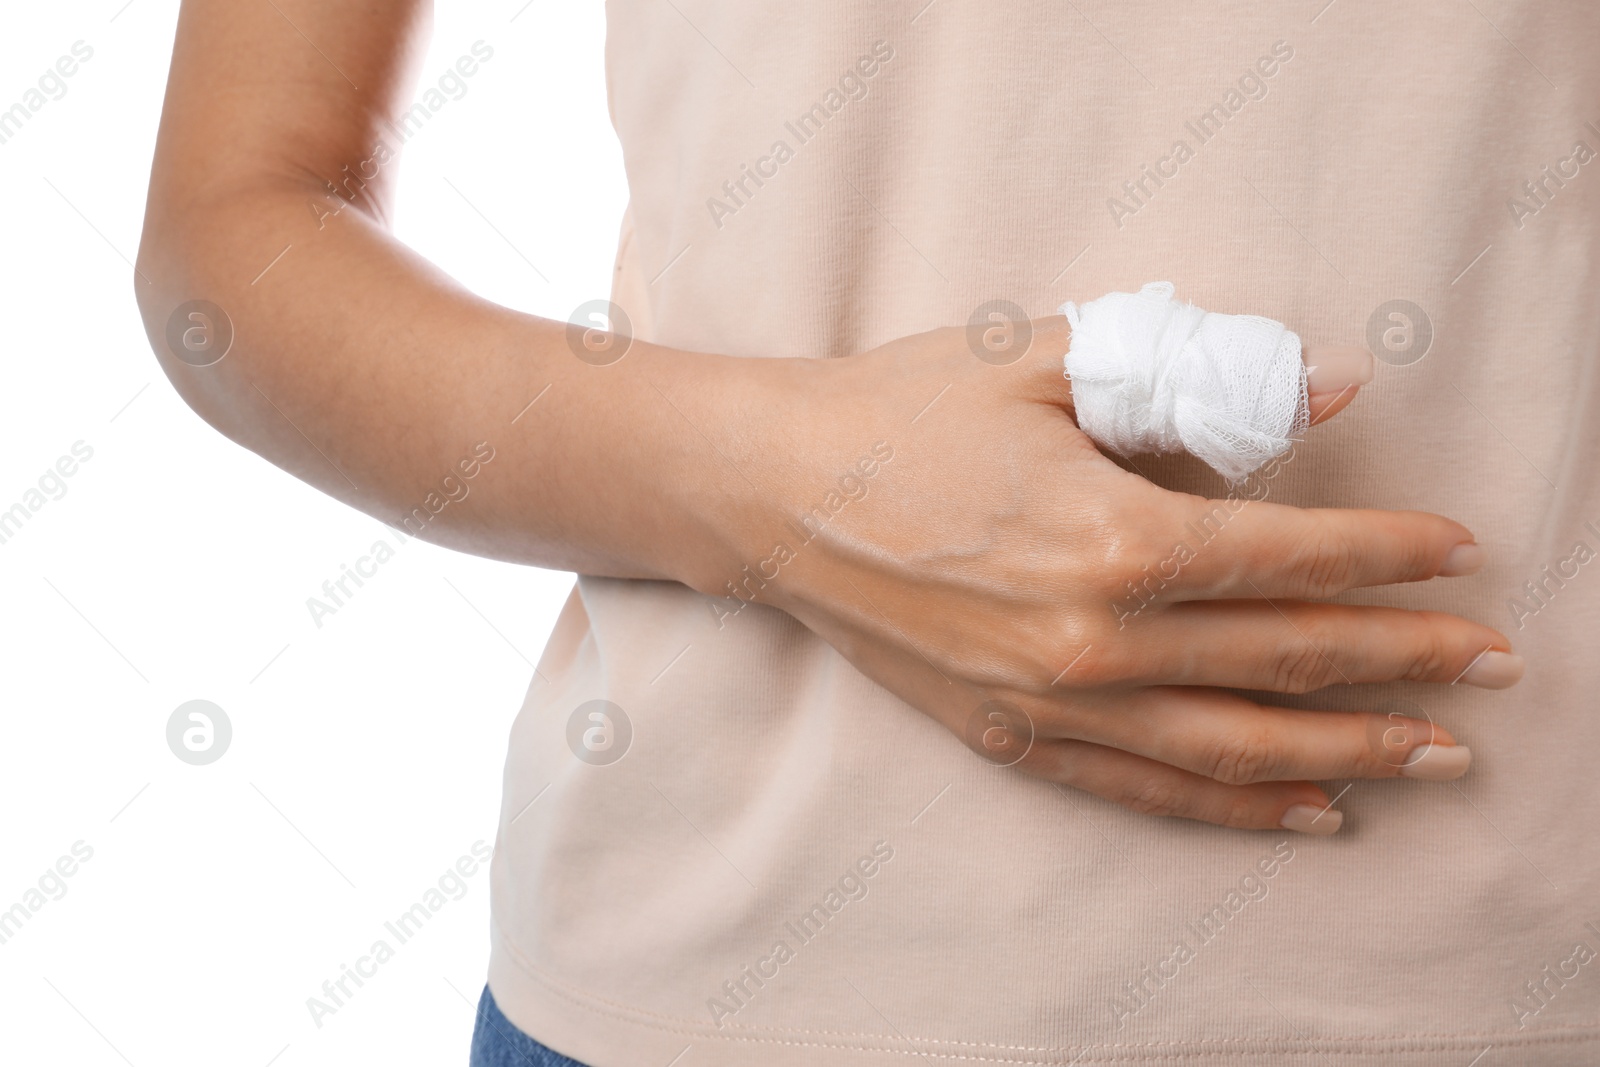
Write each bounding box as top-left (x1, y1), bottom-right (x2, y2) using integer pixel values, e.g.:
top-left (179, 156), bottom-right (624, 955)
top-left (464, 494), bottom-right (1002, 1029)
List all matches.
top-left (1034, 319), bottom-right (1372, 428)
top-left (1303, 345), bottom-right (1374, 426)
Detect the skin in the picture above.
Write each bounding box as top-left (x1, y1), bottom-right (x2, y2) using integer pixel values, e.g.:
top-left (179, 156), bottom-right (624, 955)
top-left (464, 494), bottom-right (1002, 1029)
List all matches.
top-left (135, 0), bottom-right (1517, 833)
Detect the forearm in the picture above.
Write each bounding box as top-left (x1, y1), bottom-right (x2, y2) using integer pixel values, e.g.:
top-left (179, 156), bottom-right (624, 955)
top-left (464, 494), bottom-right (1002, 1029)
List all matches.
top-left (129, 0), bottom-right (820, 587)
top-left (134, 178), bottom-right (789, 584)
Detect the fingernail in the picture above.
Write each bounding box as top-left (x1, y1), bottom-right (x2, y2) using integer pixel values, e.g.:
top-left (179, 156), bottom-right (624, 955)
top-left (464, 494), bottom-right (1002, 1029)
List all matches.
top-left (1304, 345), bottom-right (1375, 395)
top-left (1439, 542), bottom-right (1487, 577)
top-left (1399, 743), bottom-right (1473, 780)
top-left (1280, 803), bottom-right (1343, 835)
top-left (1460, 650), bottom-right (1525, 689)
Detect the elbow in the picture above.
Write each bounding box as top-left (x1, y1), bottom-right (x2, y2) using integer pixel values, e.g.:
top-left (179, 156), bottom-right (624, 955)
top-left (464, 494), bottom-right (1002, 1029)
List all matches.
top-left (132, 210), bottom-right (244, 437)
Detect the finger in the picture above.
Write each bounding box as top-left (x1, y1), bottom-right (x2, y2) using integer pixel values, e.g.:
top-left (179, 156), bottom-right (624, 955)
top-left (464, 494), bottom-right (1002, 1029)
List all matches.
top-left (1109, 600), bottom-right (1522, 692)
top-left (1304, 345), bottom-right (1373, 425)
top-left (1036, 326), bottom-right (1371, 429)
top-left (1056, 686), bottom-right (1471, 788)
top-left (1168, 499), bottom-right (1482, 601)
top-left (1018, 735), bottom-right (1346, 834)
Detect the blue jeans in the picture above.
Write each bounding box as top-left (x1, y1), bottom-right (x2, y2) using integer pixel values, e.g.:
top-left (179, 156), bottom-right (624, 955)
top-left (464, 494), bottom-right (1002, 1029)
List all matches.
top-left (470, 984), bottom-right (590, 1067)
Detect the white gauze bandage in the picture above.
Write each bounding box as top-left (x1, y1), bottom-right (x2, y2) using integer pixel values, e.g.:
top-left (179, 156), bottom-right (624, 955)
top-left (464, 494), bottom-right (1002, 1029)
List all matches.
top-left (1058, 281), bottom-right (1308, 482)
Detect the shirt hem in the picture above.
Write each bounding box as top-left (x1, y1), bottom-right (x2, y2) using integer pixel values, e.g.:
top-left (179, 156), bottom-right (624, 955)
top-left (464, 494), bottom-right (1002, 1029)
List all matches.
top-left (486, 932), bottom-right (1600, 1066)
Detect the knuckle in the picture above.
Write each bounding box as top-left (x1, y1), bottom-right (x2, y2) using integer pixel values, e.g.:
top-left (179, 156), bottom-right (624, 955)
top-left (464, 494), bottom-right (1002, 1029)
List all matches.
top-left (1037, 737), bottom-right (1093, 782)
top-left (1122, 776), bottom-right (1185, 818)
top-left (1357, 712), bottom-right (1412, 773)
top-left (1268, 639), bottom-right (1339, 694)
top-left (1101, 530), bottom-right (1164, 591)
top-left (1055, 613), bottom-right (1098, 658)
top-left (1062, 641), bottom-right (1124, 687)
top-left (1399, 523), bottom-right (1440, 578)
top-left (1298, 523), bottom-right (1360, 595)
top-left (1202, 729), bottom-right (1279, 786)
top-left (1102, 538), bottom-right (1187, 626)
top-left (1399, 614), bottom-right (1455, 682)
top-left (1218, 793), bottom-right (1263, 829)
top-left (1098, 553), bottom-right (1143, 604)
top-left (1017, 618), bottom-right (1099, 690)
top-left (1402, 641), bottom-right (1451, 684)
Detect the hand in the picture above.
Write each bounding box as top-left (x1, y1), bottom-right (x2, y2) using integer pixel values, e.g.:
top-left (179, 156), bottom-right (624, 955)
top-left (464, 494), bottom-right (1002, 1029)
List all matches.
top-left (699, 316), bottom-right (1518, 834)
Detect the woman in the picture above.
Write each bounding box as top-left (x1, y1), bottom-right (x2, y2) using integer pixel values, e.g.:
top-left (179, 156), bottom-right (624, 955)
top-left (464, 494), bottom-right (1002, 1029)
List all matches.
top-left (137, 2), bottom-right (1596, 1064)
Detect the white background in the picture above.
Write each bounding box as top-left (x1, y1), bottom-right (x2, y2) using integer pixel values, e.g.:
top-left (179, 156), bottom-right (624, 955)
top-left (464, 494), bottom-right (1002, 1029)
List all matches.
top-left (0, 2), bottom-right (626, 1063)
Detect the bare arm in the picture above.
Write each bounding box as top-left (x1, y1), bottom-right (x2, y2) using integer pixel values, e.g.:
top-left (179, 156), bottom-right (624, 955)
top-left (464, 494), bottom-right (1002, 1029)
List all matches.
top-left (134, 0), bottom-right (780, 583)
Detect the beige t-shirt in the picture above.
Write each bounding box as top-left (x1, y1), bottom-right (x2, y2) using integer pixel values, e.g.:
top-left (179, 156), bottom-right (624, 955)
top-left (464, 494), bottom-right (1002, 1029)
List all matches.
top-left (488, 3), bottom-right (1600, 1063)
